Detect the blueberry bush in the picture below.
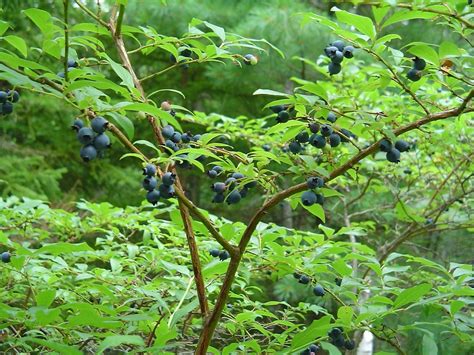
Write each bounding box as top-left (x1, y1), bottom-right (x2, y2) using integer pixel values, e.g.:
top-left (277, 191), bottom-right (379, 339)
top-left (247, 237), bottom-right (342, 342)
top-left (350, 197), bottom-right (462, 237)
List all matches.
top-left (0, 1), bottom-right (473, 354)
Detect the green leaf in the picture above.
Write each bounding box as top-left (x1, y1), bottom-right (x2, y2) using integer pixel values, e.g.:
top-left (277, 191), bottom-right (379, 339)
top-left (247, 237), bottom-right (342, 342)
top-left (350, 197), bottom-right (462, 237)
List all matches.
top-left (337, 306), bottom-right (353, 325)
top-left (290, 315), bottom-right (331, 349)
top-left (122, 102), bottom-right (182, 131)
top-left (134, 139), bottom-right (161, 153)
top-left (22, 337), bottom-right (82, 355)
top-left (101, 53), bottom-right (135, 90)
top-left (161, 260), bottom-right (190, 276)
top-left (333, 259), bottom-right (352, 277)
top-left (422, 334), bottom-right (438, 355)
top-left (106, 112), bottom-right (135, 140)
top-left (23, 8), bottom-right (52, 33)
top-left (407, 44), bottom-right (439, 65)
top-left (4, 35), bottom-right (27, 57)
top-left (36, 242), bottom-right (93, 255)
top-left (97, 335), bottom-right (144, 354)
top-left (302, 203), bottom-right (325, 223)
top-left (0, 21), bottom-right (10, 36)
top-left (35, 289), bottom-right (56, 308)
top-left (332, 7), bottom-right (376, 40)
top-left (382, 10), bottom-right (437, 28)
top-left (253, 89), bottom-right (289, 97)
top-left (393, 283), bottom-right (431, 309)
top-left (203, 21), bottom-right (226, 42)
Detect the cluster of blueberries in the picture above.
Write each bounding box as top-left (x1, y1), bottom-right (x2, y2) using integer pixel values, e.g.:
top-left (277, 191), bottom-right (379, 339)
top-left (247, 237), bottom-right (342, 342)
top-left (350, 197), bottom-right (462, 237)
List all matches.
top-left (58, 59), bottom-right (78, 78)
top-left (142, 163), bottom-right (177, 205)
top-left (406, 57), bottom-right (426, 82)
top-left (293, 272), bottom-right (325, 297)
top-left (209, 170), bottom-right (257, 205)
top-left (72, 116), bottom-right (111, 162)
top-left (324, 40), bottom-right (355, 75)
top-left (161, 124), bottom-right (201, 152)
top-left (301, 176), bottom-right (325, 207)
top-left (0, 89), bottom-right (20, 115)
top-left (380, 138), bottom-right (410, 163)
top-left (327, 328), bottom-right (356, 351)
top-left (1, 252), bottom-right (11, 263)
top-left (209, 248), bottom-right (230, 261)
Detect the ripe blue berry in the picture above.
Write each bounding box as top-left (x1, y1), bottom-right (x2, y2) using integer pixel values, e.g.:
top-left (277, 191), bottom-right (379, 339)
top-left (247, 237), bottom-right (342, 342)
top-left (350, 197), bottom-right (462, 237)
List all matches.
top-left (321, 125), bottom-right (333, 137)
top-left (331, 51), bottom-right (344, 64)
top-left (212, 193), bottom-right (225, 203)
top-left (289, 141), bottom-right (302, 154)
top-left (379, 139), bottom-right (392, 152)
top-left (80, 145), bottom-right (97, 162)
top-left (243, 54), bottom-right (258, 65)
top-left (142, 176), bottom-right (158, 191)
top-left (207, 169), bottom-right (218, 178)
top-left (93, 133), bottom-right (111, 151)
top-left (344, 339), bottom-right (355, 350)
top-left (262, 144), bottom-right (271, 151)
top-left (210, 249), bottom-right (220, 257)
top-left (296, 130), bottom-right (309, 143)
top-left (219, 250), bottom-right (230, 260)
top-left (146, 190), bottom-right (160, 205)
top-left (313, 284), bottom-right (325, 296)
top-left (309, 134), bottom-right (326, 148)
top-left (299, 275), bottom-right (310, 284)
top-left (1, 252), bottom-right (11, 263)
top-left (331, 40), bottom-right (345, 51)
top-left (8, 90), bottom-right (20, 103)
top-left (324, 46), bottom-right (338, 57)
top-left (225, 177), bottom-right (237, 189)
top-left (309, 123), bottom-right (320, 133)
top-left (316, 193), bottom-right (324, 205)
top-left (71, 118), bottom-right (84, 131)
top-left (91, 116), bottom-right (108, 134)
top-left (386, 148), bottom-right (401, 163)
top-left (192, 134), bottom-right (202, 142)
top-left (211, 165), bottom-right (223, 173)
top-left (413, 57), bottom-right (426, 70)
top-left (67, 59), bottom-right (78, 68)
top-left (158, 184), bottom-right (175, 198)
top-left (343, 46), bottom-right (354, 58)
top-left (307, 177), bottom-right (324, 189)
top-left (329, 133), bottom-right (341, 147)
top-left (327, 112), bottom-right (337, 123)
top-left (245, 180), bottom-right (257, 189)
top-left (1, 102), bottom-right (13, 114)
top-left (407, 68), bottom-right (421, 81)
top-left (277, 110), bottom-right (290, 123)
top-left (395, 140), bottom-right (410, 152)
top-left (143, 163), bottom-right (156, 177)
top-left (226, 189), bottom-right (242, 204)
top-left (328, 62), bottom-right (341, 75)
top-left (171, 132), bottom-right (182, 143)
top-left (0, 91), bottom-right (7, 103)
top-left (231, 172), bottom-right (244, 179)
top-left (212, 182), bottom-right (226, 194)
top-left (328, 328), bottom-right (342, 338)
top-left (181, 133), bottom-right (191, 143)
top-left (165, 139), bottom-right (178, 152)
top-left (270, 105), bottom-right (285, 113)
top-left (309, 344), bottom-right (320, 352)
top-left (301, 190), bottom-right (317, 206)
top-left (162, 125), bottom-right (174, 139)
top-left (77, 127), bottom-right (95, 144)
top-left (162, 172), bottom-right (176, 186)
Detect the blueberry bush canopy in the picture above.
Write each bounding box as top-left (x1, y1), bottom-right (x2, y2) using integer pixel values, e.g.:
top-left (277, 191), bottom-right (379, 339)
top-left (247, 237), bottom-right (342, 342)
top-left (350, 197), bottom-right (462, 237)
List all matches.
top-left (0, 0), bottom-right (473, 354)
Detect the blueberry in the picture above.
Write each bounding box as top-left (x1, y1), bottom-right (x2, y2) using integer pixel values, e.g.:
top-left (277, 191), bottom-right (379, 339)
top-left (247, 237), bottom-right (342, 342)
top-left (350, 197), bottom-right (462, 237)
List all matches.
top-left (91, 116), bottom-right (108, 134)
top-left (321, 125), bottom-right (333, 137)
top-left (328, 328), bottom-right (342, 338)
top-left (379, 139), bottom-right (392, 152)
top-left (329, 133), bottom-right (341, 147)
top-left (293, 272), bottom-right (301, 279)
top-left (309, 134), bottom-right (326, 148)
top-left (339, 128), bottom-right (353, 142)
top-left (80, 145), bottom-right (97, 162)
top-left (289, 141), bottom-right (302, 154)
top-left (207, 169), bottom-right (218, 178)
top-left (181, 48), bottom-right (192, 57)
top-left (211, 166), bottom-right (223, 173)
top-left (93, 133), bottom-right (111, 151)
top-left (158, 184), bottom-right (175, 199)
top-left (245, 180), bottom-right (258, 189)
top-left (327, 112), bottom-right (337, 123)
top-left (1, 252), bottom-right (11, 263)
top-left (270, 105), bottom-right (285, 113)
top-left (243, 54), bottom-right (258, 66)
top-left (0, 91), bottom-right (7, 103)
top-left (344, 339), bottom-right (355, 350)
top-left (219, 250), bottom-right (230, 261)
top-left (142, 176), bottom-right (158, 191)
top-left (71, 118), bottom-right (84, 131)
top-left (67, 59), bottom-right (78, 68)
top-left (328, 62), bottom-right (342, 75)
top-left (309, 344), bottom-right (320, 352)
top-left (413, 57), bottom-right (426, 70)
top-left (226, 189), bottom-right (242, 205)
top-left (212, 182), bottom-right (226, 194)
top-left (143, 163), bottom-right (156, 177)
top-left (7, 90), bottom-right (20, 103)
top-left (335, 277), bottom-right (342, 286)
top-left (165, 139), bottom-right (178, 152)
top-left (333, 334), bottom-right (345, 347)
top-left (231, 172), bottom-right (245, 179)
top-left (225, 177), bottom-right (237, 189)
top-left (171, 132), bottom-right (182, 143)
top-left (296, 131), bottom-right (309, 143)
top-left (331, 51), bottom-right (344, 64)
top-left (210, 249), bottom-right (220, 257)
top-left (239, 187), bottom-right (249, 198)
top-left (181, 133), bottom-right (191, 143)
top-left (324, 46), bottom-right (338, 57)
top-left (77, 127), bottom-right (95, 144)
top-left (316, 193), bottom-right (324, 205)
top-left (301, 190), bottom-right (317, 206)
top-left (162, 125), bottom-right (175, 139)
top-left (343, 45), bottom-right (354, 58)
top-left (306, 177), bottom-right (324, 189)
top-left (386, 148), bottom-right (401, 163)
top-left (407, 68), bottom-right (421, 82)
top-left (331, 40), bottom-right (345, 51)
top-left (300, 349), bottom-right (310, 355)
top-left (212, 193), bottom-right (225, 203)
top-left (277, 110), bottom-right (290, 123)
top-left (162, 172), bottom-right (176, 186)
top-left (309, 122), bottom-right (320, 133)
top-left (404, 168), bottom-right (412, 174)
top-left (146, 189), bottom-right (160, 205)
top-left (1, 102), bottom-right (13, 115)
top-left (192, 134), bottom-right (202, 142)
top-left (313, 284), bottom-right (325, 296)
top-left (262, 144), bottom-right (271, 151)
top-left (395, 140), bottom-right (410, 152)
top-left (298, 275), bottom-right (310, 284)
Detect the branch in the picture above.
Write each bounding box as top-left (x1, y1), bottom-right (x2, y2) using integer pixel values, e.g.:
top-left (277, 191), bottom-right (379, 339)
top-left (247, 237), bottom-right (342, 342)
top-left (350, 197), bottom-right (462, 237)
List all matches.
top-left (73, 0), bottom-right (110, 28)
top-left (115, 4), bottom-right (125, 38)
top-left (63, 0), bottom-right (69, 81)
